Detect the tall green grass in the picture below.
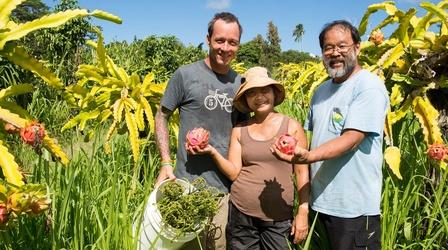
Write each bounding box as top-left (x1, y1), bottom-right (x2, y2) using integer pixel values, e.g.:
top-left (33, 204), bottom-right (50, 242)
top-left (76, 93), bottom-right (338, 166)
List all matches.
top-left (381, 117), bottom-right (448, 249)
top-left (0, 131), bottom-right (161, 250)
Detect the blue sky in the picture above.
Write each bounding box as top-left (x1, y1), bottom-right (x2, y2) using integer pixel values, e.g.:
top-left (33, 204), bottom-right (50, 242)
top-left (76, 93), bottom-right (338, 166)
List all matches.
top-left (44, 0), bottom-right (437, 55)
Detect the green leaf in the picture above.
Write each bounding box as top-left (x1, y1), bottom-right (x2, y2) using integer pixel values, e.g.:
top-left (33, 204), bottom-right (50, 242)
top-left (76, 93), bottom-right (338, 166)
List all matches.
top-left (140, 96), bottom-right (154, 134)
top-left (409, 39), bottom-right (431, 49)
top-left (404, 220), bottom-right (412, 240)
top-left (0, 43), bottom-right (63, 89)
top-left (392, 8), bottom-right (417, 45)
top-left (0, 0), bottom-right (23, 28)
top-left (0, 106), bottom-right (27, 127)
top-left (359, 1), bottom-right (397, 36)
top-left (113, 98), bottom-right (125, 122)
top-left (412, 96), bottom-right (443, 145)
top-left (421, 2), bottom-right (448, 32)
top-left (378, 43), bottom-right (405, 69)
top-left (384, 146), bottom-right (402, 180)
top-left (61, 109), bottom-right (101, 132)
top-left (125, 110), bottom-right (139, 165)
top-left (99, 109), bottom-right (112, 123)
top-left (0, 83), bottom-right (33, 100)
top-left (371, 15), bottom-right (398, 34)
top-left (135, 104), bottom-right (145, 132)
top-left (388, 97), bottom-right (412, 125)
top-left (413, 11), bottom-right (435, 39)
top-left (91, 9), bottom-right (122, 24)
top-left (42, 136), bottom-right (69, 165)
top-left (0, 140), bottom-right (25, 186)
top-left (0, 101), bottom-right (32, 120)
top-left (76, 65), bottom-right (104, 83)
top-left (0, 9), bottom-right (90, 49)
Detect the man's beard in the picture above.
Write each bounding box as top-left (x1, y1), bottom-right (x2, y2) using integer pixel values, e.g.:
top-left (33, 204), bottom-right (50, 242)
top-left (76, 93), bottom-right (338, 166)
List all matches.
top-left (323, 51), bottom-right (357, 79)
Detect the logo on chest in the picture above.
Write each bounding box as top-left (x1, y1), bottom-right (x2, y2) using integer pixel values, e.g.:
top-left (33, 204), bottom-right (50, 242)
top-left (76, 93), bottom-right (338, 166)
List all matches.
top-left (204, 89), bottom-right (233, 113)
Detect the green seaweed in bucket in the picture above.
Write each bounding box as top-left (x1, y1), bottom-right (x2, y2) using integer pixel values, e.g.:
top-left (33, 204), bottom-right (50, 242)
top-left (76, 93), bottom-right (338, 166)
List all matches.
top-left (157, 178), bottom-right (222, 237)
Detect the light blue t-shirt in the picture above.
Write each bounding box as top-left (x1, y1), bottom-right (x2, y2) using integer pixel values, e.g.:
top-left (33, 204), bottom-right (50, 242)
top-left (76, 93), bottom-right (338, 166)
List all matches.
top-left (304, 69), bottom-right (389, 218)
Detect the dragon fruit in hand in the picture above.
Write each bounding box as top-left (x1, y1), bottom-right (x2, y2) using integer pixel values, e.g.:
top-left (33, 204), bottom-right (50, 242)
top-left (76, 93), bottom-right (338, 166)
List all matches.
top-left (275, 134), bottom-right (297, 155)
top-left (186, 127), bottom-right (210, 149)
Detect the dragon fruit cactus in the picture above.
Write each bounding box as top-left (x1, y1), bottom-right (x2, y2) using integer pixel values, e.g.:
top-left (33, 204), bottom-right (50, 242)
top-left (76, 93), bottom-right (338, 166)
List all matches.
top-left (20, 121), bottom-right (45, 147)
top-left (29, 196), bottom-right (51, 215)
top-left (7, 192), bottom-right (32, 213)
top-left (427, 143), bottom-right (447, 161)
top-left (275, 134), bottom-right (297, 155)
top-left (186, 127), bottom-right (210, 149)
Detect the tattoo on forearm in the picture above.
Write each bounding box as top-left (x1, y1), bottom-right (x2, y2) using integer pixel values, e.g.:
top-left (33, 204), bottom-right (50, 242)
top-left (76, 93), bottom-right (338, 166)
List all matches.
top-left (155, 108), bottom-right (172, 161)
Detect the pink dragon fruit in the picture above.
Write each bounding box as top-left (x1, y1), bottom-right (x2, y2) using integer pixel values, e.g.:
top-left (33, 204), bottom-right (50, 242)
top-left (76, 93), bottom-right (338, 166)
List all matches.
top-left (0, 203), bottom-right (8, 225)
top-left (369, 29), bottom-right (384, 45)
top-left (20, 121), bottom-right (45, 147)
top-left (275, 134), bottom-right (297, 155)
top-left (427, 143), bottom-right (447, 161)
top-left (186, 127), bottom-right (210, 149)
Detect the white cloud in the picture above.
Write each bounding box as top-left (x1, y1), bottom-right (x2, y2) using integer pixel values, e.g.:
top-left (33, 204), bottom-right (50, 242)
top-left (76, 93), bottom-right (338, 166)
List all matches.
top-left (206, 0), bottom-right (231, 10)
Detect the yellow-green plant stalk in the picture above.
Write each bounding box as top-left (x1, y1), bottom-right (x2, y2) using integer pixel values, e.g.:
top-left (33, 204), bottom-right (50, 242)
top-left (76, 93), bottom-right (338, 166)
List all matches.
top-left (358, 0), bottom-right (448, 175)
top-left (62, 29), bottom-right (170, 165)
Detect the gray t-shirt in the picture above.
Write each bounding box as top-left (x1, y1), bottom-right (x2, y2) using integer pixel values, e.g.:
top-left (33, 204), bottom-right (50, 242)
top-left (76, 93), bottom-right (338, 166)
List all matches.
top-left (161, 60), bottom-right (243, 193)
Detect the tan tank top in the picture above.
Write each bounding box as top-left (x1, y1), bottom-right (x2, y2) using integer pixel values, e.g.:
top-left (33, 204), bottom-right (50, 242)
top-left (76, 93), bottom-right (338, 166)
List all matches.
top-left (230, 115), bottom-right (294, 221)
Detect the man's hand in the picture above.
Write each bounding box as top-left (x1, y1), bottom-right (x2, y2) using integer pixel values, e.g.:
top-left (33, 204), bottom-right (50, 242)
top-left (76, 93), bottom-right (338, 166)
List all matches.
top-left (291, 146), bottom-right (312, 164)
top-left (271, 144), bottom-right (312, 164)
top-left (155, 165), bottom-right (176, 187)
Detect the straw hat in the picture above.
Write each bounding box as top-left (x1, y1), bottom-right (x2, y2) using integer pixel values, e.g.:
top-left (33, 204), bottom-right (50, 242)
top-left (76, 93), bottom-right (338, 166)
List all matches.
top-left (233, 67), bottom-right (285, 113)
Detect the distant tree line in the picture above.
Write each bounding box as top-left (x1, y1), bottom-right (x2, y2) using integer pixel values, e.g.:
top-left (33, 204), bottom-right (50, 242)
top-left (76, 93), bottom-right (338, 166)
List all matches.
top-left (236, 21), bottom-right (319, 71)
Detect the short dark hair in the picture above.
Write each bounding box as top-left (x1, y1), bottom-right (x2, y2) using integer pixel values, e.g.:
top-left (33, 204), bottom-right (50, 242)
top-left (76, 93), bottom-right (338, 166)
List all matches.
top-left (208, 12), bottom-right (242, 40)
top-left (319, 20), bottom-right (361, 49)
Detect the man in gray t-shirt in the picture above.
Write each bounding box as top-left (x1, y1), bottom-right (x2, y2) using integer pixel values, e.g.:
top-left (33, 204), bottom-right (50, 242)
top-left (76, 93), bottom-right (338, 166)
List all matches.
top-left (159, 60), bottom-right (241, 192)
top-left (154, 12), bottom-right (243, 250)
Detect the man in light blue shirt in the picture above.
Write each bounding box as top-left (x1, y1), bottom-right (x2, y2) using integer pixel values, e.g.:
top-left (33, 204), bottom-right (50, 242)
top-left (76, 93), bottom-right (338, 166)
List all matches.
top-left (272, 20), bottom-right (389, 250)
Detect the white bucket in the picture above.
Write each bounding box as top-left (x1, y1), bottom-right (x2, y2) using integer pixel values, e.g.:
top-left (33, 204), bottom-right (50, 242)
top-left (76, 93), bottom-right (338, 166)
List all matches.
top-left (137, 179), bottom-right (202, 250)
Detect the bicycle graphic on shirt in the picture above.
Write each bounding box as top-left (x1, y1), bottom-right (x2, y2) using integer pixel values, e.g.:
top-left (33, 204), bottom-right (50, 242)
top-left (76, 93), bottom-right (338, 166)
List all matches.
top-left (204, 89), bottom-right (233, 113)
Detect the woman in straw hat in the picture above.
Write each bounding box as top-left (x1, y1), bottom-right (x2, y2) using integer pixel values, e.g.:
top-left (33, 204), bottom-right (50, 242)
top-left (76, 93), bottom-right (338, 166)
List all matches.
top-left (188, 66), bottom-right (310, 248)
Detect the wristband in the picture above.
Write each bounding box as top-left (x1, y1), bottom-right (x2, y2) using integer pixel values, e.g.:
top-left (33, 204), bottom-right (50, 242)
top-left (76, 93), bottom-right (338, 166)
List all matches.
top-left (160, 161), bottom-right (174, 167)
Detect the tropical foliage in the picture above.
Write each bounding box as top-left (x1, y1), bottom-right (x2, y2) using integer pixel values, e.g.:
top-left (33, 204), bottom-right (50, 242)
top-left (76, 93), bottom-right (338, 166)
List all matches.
top-left (358, 0), bottom-right (448, 175)
top-left (62, 29), bottom-right (166, 165)
top-left (0, 0), bottom-right (121, 226)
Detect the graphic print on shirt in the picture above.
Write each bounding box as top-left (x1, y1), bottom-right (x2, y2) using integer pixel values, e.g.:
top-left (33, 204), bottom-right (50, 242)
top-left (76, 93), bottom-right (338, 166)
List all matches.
top-left (204, 89), bottom-right (233, 113)
top-left (332, 107), bottom-right (344, 125)
top-left (329, 106), bottom-right (346, 134)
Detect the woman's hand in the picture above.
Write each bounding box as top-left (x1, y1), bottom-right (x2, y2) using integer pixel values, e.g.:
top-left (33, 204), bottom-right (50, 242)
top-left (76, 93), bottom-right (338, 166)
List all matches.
top-left (291, 206), bottom-right (309, 244)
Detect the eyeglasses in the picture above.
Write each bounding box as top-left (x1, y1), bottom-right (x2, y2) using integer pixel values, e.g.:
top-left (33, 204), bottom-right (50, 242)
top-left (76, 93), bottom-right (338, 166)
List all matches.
top-left (322, 44), bottom-right (355, 55)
